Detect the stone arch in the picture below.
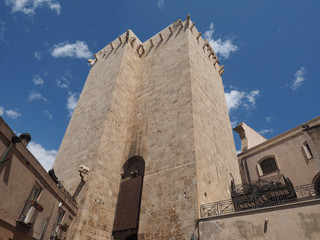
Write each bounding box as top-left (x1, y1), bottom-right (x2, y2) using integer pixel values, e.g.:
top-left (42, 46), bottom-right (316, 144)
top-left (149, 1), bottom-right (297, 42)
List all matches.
top-left (312, 172), bottom-right (320, 195)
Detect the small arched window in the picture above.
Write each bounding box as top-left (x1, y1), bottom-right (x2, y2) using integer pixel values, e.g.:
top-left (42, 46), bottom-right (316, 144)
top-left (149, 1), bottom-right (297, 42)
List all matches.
top-left (258, 157), bottom-right (278, 175)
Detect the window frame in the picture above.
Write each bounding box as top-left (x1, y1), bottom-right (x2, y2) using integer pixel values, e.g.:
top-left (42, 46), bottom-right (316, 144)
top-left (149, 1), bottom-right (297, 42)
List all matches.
top-left (257, 156), bottom-right (279, 177)
top-left (19, 182), bottom-right (42, 225)
top-left (302, 142), bottom-right (313, 160)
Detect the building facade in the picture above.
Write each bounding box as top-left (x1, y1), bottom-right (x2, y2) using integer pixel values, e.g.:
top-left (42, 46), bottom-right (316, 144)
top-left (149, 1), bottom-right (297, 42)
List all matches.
top-left (52, 16), bottom-right (241, 240)
top-left (0, 117), bottom-right (77, 240)
top-left (199, 118), bottom-right (320, 240)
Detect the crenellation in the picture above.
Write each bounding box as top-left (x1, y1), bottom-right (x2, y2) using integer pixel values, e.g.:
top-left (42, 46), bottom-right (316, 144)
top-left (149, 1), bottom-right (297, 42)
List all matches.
top-left (125, 30), bottom-right (130, 43)
top-left (219, 65), bottom-right (225, 75)
top-left (159, 33), bottom-right (163, 41)
top-left (88, 58), bottom-right (96, 67)
top-left (196, 32), bottom-right (202, 40)
top-left (130, 37), bottom-right (136, 48)
top-left (186, 14), bottom-right (191, 27)
top-left (190, 22), bottom-right (196, 30)
top-left (137, 44), bottom-right (145, 57)
top-left (149, 39), bottom-right (154, 47)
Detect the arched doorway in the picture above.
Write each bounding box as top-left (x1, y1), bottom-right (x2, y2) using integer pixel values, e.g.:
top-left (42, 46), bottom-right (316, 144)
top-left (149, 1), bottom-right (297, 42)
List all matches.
top-left (112, 156), bottom-right (145, 240)
top-left (314, 174), bottom-right (320, 195)
top-left (125, 234), bottom-right (137, 240)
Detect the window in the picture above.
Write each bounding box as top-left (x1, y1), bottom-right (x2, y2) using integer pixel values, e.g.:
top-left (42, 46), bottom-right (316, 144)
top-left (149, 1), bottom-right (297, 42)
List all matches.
top-left (303, 142), bottom-right (313, 159)
top-left (19, 183), bottom-right (42, 226)
top-left (258, 157), bottom-right (278, 175)
top-left (52, 208), bottom-right (65, 238)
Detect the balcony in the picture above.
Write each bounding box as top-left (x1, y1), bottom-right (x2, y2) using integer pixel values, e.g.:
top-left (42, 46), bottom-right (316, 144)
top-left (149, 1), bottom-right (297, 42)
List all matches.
top-left (200, 175), bottom-right (320, 218)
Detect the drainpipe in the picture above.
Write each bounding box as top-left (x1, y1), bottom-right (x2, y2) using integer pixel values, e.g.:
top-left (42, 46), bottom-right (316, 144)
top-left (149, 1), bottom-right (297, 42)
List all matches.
top-left (0, 133), bottom-right (31, 165)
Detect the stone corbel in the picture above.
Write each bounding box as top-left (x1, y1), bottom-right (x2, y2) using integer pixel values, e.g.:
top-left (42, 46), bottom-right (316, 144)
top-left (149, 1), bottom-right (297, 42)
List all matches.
top-left (118, 36), bottom-right (123, 44)
top-left (169, 26), bottom-right (173, 35)
top-left (178, 19), bottom-right (184, 28)
top-left (78, 165), bottom-right (90, 182)
top-left (110, 42), bottom-right (114, 50)
top-left (149, 39), bottom-right (154, 47)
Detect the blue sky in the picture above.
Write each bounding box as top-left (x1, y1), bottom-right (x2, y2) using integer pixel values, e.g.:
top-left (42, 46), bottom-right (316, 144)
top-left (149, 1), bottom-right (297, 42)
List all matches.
top-left (0, 0), bottom-right (319, 170)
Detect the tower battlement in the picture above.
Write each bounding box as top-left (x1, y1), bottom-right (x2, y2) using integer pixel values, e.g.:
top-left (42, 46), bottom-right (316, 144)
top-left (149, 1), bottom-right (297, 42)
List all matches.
top-left (89, 16), bottom-right (224, 76)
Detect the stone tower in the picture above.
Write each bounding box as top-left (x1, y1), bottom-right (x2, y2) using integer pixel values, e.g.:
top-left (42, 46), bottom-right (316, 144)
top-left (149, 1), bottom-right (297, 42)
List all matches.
top-left (53, 16), bottom-right (240, 240)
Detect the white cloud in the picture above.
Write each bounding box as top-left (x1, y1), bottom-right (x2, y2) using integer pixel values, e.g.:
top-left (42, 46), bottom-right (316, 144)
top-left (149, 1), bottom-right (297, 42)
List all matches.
top-left (291, 67), bottom-right (306, 91)
top-left (225, 89), bottom-right (260, 112)
top-left (43, 110), bottom-right (53, 119)
top-left (0, 106), bottom-right (4, 116)
top-left (244, 90), bottom-right (260, 108)
top-left (230, 119), bottom-right (238, 128)
top-left (56, 70), bottom-right (72, 89)
top-left (34, 51), bottom-right (41, 60)
top-left (67, 92), bottom-right (80, 117)
top-left (266, 116), bottom-right (273, 123)
top-left (32, 76), bottom-right (44, 85)
top-left (225, 90), bottom-right (245, 111)
top-left (28, 90), bottom-right (47, 102)
top-left (6, 109), bottom-right (21, 119)
top-left (157, 0), bottom-right (164, 9)
top-left (51, 41), bottom-right (92, 59)
top-left (5, 0), bottom-right (61, 15)
top-left (259, 129), bottom-right (273, 135)
top-left (204, 22), bottom-right (238, 59)
top-left (27, 142), bottom-right (57, 171)
top-left (0, 20), bottom-right (5, 41)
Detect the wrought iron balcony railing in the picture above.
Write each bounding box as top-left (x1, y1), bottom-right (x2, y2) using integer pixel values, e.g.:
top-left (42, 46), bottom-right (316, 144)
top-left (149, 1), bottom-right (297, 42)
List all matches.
top-left (200, 183), bottom-right (319, 218)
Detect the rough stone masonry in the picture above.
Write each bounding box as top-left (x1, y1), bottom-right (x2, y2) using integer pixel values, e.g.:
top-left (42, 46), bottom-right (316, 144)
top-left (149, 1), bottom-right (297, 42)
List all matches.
top-left (53, 16), bottom-right (241, 240)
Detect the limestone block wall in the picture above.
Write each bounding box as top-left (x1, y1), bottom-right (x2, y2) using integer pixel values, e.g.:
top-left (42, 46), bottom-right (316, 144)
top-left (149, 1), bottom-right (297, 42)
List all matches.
top-left (187, 24), bottom-right (241, 206)
top-left (129, 21), bottom-right (198, 240)
top-left (54, 31), bottom-right (142, 239)
top-left (53, 17), bottom-right (240, 240)
top-left (199, 200), bottom-right (320, 240)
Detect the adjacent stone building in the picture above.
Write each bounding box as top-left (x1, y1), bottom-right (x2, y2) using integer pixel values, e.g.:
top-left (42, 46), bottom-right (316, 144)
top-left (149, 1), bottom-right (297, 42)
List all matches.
top-left (199, 117), bottom-right (320, 240)
top-left (0, 116), bottom-right (77, 240)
